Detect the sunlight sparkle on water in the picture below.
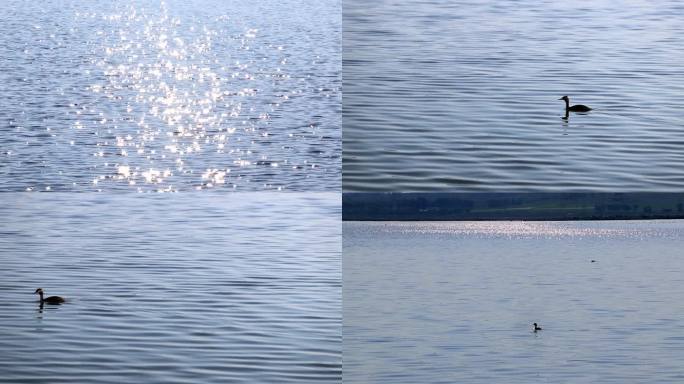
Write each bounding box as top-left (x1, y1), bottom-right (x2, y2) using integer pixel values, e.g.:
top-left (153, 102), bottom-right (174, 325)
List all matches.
top-left (74, 2), bottom-right (298, 191)
top-left (3, 0), bottom-right (339, 192)
top-left (368, 221), bottom-right (670, 240)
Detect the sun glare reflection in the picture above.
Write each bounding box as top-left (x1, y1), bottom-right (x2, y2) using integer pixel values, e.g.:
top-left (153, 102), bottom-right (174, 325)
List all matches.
top-left (71, 2), bottom-right (303, 191)
top-left (373, 221), bottom-right (668, 240)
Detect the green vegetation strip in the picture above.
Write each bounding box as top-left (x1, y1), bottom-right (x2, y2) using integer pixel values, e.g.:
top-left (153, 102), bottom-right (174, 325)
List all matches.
top-left (342, 193), bottom-right (684, 221)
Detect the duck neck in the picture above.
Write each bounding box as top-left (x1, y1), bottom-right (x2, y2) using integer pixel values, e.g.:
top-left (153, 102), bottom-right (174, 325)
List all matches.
top-left (38, 291), bottom-right (44, 302)
top-left (563, 98), bottom-right (570, 110)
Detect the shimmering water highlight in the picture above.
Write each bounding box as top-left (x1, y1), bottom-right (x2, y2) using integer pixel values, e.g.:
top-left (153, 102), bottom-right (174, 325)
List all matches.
top-left (1, 0), bottom-right (340, 192)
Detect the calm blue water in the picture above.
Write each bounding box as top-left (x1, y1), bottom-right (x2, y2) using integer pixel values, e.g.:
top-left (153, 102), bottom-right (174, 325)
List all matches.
top-left (344, 0), bottom-right (684, 191)
top-left (0, 193), bottom-right (341, 383)
top-left (345, 220), bottom-right (684, 383)
top-left (0, 0), bottom-right (340, 192)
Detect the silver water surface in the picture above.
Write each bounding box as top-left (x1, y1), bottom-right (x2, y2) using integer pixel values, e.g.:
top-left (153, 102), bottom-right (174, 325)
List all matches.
top-left (344, 0), bottom-right (684, 191)
top-left (345, 220), bottom-right (684, 383)
top-left (0, 193), bottom-right (340, 383)
top-left (1, 0), bottom-right (340, 192)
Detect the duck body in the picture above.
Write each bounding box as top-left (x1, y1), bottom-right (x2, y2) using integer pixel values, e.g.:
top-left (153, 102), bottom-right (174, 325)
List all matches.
top-left (568, 104), bottom-right (592, 112)
top-left (43, 296), bottom-right (66, 304)
top-left (34, 288), bottom-right (65, 304)
top-left (559, 96), bottom-right (592, 112)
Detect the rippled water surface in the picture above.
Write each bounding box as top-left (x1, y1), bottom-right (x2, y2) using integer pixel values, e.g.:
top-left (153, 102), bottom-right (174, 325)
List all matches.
top-left (1, 0), bottom-right (340, 191)
top-left (344, 0), bottom-right (684, 191)
top-left (345, 220), bottom-right (684, 383)
top-left (0, 193), bottom-right (340, 383)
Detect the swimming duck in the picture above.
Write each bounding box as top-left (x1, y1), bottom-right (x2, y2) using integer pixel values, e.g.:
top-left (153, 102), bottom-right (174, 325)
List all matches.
top-left (559, 96), bottom-right (592, 112)
top-left (533, 322), bottom-right (542, 332)
top-left (34, 288), bottom-right (65, 304)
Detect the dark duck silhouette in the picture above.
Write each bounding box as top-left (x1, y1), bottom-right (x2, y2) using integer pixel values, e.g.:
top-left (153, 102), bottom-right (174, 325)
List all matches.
top-left (559, 96), bottom-right (592, 112)
top-left (34, 288), bottom-right (65, 304)
top-left (533, 322), bottom-right (543, 332)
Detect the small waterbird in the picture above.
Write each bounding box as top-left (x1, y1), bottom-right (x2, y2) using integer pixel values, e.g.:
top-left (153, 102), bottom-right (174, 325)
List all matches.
top-left (559, 96), bottom-right (592, 112)
top-left (34, 288), bottom-right (65, 304)
top-left (533, 322), bottom-right (543, 332)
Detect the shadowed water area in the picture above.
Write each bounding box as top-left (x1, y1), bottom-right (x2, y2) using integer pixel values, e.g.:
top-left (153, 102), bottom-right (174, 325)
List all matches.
top-left (344, 220), bottom-right (684, 383)
top-left (1, 0), bottom-right (340, 192)
top-left (0, 193), bottom-right (341, 383)
top-left (344, 0), bottom-right (684, 191)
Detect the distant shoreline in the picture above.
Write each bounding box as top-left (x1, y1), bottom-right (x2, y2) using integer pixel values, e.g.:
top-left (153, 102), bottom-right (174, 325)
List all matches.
top-left (343, 192), bottom-right (684, 221)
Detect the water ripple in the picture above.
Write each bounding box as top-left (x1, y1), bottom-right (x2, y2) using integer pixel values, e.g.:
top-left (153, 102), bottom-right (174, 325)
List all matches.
top-left (0, 0), bottom-right (340, 192)
top-left (0, 193), bottom-right (341, 383)
top-left (344, 0), bottom-right (684, 191)
top-left (345, 220), bottom-right (684, 383)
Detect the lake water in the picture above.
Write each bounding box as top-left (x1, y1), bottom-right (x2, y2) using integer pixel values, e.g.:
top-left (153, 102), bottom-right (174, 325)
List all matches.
top-left (343, 0), bottom-right (684, 191)
top-left (344, 220), bottom-right (684, 383)
top-left (0, 0), bottom-right (340, 192)
top-left (0, 193), bottom-right (341, 383)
